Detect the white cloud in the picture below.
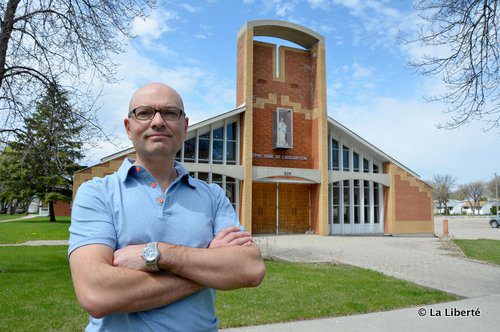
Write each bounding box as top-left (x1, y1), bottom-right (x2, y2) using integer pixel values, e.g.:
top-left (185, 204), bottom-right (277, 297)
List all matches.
top-left (180, 3), bottom-right (200, 13)
top-left (330, 96), bottom-right (500, 183)
top-left (131, 9), bottom-right (177, 40)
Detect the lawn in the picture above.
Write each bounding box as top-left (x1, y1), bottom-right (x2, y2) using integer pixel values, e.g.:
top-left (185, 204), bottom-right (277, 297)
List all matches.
top-left (0, 217), bottom-right (70, 244)
top-left (0, 213), bottom-right (27, 221)
top-left (0, 246), bottom-right (458, 331)
top-left (453, 239), bottom-right (500, 265)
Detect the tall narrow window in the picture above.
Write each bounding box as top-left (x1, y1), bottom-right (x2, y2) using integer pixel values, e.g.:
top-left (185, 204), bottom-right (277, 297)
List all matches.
top-left (364, 181), bottom-right (370, 224)
top-left (353, 152), bottom-right (359, 172)
top-left (374, 184), bottom-right (380, 223)
top-left (332, 181), bottom-right (340, 224)
top-left (183, 137), bottom-right (196, 162)
top-left (353, 180), bottom-right (360, 223)
top-left (343, 180), bottom-right (350, 224)
top-left (342, 146), bottom-right (349, 171)
top-left (212, 173), bottom-right (223, 188)
top-left (198, 131), bottom-right (210, 163)
top-left (373, 163), bottom-right (379, 174)
top-left (226, 122), bottom-right (237, 165)
top-left (212, 126), bottom-right (223, 164)
top-left (226, 176), bottom-right (237, 211)
top-left (363, 158), bottom-right (369, 173)
top-left (332, 139), bottom-right (339, 171)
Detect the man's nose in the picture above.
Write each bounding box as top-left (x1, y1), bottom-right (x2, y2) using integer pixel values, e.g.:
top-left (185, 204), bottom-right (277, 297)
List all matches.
top-left (150, 111), bottom-right (166, 127)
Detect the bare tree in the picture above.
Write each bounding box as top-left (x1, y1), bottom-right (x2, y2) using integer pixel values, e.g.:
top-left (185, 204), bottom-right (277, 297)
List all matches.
top-left (485, 174), bottom-right (499, 199)
top-left (407, 0), bottom-right (500, 130)
top-left (0, 0), bottom-right (154, 145)
top-left (458, 181), bottom-right (486, 215)
top-left (431, 174), bottom-right (456, 214)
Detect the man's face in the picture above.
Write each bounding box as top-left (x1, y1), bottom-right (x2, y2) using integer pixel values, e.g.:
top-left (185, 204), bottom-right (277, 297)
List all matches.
top-left (124, 84), bottom-right (188, 161)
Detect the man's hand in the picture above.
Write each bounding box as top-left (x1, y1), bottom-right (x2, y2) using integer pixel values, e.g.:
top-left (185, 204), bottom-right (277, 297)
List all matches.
top-left (208, 226), bottom-right (253, 248)
top-left (113, 244), bottom-right (148, 271)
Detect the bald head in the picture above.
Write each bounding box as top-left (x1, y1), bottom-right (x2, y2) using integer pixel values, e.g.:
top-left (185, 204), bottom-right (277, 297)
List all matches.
top-left (129, 82), bottom-right (185, 113)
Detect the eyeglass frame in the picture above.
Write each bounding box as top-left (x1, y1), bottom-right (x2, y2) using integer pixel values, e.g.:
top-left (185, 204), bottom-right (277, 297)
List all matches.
top-left (128, 106), bottom-right (185, 121)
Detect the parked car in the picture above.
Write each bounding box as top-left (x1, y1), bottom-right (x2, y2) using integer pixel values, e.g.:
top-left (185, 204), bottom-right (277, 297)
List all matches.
top-left (490, 216), bottom-right (500, 228)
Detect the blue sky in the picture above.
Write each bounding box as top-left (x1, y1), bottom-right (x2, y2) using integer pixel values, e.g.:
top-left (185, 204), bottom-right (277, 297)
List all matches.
top-left (90, 0), bottom-right (499, 186)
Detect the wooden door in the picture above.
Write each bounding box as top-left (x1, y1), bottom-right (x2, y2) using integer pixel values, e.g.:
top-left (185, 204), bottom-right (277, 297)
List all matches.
top-left (278, 184), bottom-right (310, 233)
top-left (252, 183), bottom-right (276, 234)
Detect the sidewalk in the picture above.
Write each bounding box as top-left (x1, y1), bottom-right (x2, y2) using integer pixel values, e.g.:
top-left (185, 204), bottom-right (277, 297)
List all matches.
top-left (223, 294), bottom-right (499, 332)
top-left (0, 214), bottom-right (39, 223)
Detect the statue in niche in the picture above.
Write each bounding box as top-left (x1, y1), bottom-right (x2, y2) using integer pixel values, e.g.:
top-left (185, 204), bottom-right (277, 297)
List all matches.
top-left (277, 116), bottom-right (288, 147)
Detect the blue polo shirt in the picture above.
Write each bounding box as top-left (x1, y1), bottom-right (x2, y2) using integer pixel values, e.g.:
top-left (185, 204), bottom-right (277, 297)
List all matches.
top-left (69, 158), bottom-right (241, 332)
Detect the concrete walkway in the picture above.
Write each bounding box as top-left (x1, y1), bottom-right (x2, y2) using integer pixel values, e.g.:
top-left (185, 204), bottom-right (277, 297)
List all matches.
top-left (224, 294), bottom-right (499, 332)
top-left (0, 214), bottom-right (39, 223)
top-left (225, 219), bottom-right (500, 332)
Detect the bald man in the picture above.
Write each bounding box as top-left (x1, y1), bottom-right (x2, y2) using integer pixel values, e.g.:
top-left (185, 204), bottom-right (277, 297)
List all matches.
top-left (68, 83), bottom-right (265, 331)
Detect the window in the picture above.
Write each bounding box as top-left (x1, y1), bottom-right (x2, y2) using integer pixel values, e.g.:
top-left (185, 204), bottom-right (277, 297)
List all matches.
top-left (373, 163), bottom-right (379, 174)
top-left (198, 131), bottom-right (210, 163)
top-left (332, 182), bottom-right (340, 224)
top-left (226, 176), bottom-right (237, 211)
top-left (183, 137), bottom-right (196, 162)
top-left (343, 146), bottom-right (349, 171)
top-left (343, 180), bottom-right (350, 224)
top-left (212, 126), bottom-right (223, 164)
top-left (363, 158), bottom-right (369, 173)
top-left (353, 152), bottom-right (359, 172)
top-left (226, 122), bottom-right (237, 165)
top-left (353, 180), bottom-right (360, 223)
top-left (364, 181), bottom-right (370, 224)
top-left (331, 139), bottom-right (339, 171)
top-left (374, 184), bottom-right (380, 223)
top-left (198, 172), bottom-right (209, 182)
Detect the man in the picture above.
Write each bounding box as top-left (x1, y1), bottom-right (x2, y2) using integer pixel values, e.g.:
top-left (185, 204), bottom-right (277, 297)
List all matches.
top-left (68, 82), bottom-right (265, 331)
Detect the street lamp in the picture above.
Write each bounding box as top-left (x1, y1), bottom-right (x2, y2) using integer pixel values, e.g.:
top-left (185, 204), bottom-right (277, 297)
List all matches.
top-left (496, 173), bottom-right (499, 217)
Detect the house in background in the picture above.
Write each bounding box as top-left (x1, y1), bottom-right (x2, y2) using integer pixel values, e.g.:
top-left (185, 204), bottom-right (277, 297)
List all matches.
top-left (73, 20), bottom-right (434, 236)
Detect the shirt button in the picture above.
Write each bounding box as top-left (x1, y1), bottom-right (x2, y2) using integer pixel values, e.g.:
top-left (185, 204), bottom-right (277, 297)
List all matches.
top-left (157, 198), bottom-right (164, 204)
top-left (151, 182), bottom-right (156, 188)
top-left (135, 166), bottom-right (141, 172)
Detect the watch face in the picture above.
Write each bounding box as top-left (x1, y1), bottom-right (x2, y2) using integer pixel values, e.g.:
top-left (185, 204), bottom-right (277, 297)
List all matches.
top-left (143, 246), bottom-right (158, 261)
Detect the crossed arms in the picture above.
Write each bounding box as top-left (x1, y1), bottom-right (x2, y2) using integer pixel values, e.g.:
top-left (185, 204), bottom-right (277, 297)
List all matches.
top-left (69, 227), bottom-right (265, 318)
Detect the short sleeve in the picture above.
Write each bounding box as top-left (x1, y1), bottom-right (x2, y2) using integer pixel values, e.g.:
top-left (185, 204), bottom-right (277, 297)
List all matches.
top-left (68, 179), bottom-right (117, 256)
top-left (209, 184), bottom-right (245, 236)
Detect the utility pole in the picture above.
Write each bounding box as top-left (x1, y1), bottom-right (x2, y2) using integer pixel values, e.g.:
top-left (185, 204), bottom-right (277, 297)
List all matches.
top-left (496, 173), bottom-right (499, 217)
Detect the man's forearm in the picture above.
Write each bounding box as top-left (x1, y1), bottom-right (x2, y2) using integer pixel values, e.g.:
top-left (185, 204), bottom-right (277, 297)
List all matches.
top-left (70, 244), bottom-right (201, 318)
top-left (158, 243), bottom-right (265, 290)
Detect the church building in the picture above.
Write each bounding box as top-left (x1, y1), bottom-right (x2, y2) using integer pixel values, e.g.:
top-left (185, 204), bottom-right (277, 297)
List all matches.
top-left (73, 20), bottom-right (434, 236)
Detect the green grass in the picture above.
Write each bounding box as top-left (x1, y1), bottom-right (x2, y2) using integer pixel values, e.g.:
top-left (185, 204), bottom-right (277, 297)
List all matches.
top-left (0, 246), bottom-right (458, 331)
top-left (0, 217), bottom-right (70, 244)
top-left (0, 246), bottom-right (88, 331)
top-left (216, 261), bottom-right (458, 328)
top-left (0, 213), bottom-right (27, 221)
top-left (453, 239), bottom-right (500, 265)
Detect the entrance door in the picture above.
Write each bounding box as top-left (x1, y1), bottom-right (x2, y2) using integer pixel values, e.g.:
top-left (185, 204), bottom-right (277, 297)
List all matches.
top-left (252, 182), bottom-right (310, 234)
top-left (252, 182), bottom-right (276, 234)
top-left (278, 183), bottom-right (310, 233)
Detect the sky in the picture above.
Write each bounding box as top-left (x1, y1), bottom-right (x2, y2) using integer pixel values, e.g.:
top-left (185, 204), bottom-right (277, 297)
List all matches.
top-left (87, 0), bottom-right (499, 186)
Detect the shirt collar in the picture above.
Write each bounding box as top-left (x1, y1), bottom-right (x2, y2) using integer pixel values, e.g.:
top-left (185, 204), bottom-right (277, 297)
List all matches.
top-left (117, 158), bottom-right (197, 189)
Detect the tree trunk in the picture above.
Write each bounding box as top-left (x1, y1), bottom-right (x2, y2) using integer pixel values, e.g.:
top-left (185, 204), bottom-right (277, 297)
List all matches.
top-left (0, 0), bottom-right (22, 88)
top-left (49, 201), bottom-right (56, 222)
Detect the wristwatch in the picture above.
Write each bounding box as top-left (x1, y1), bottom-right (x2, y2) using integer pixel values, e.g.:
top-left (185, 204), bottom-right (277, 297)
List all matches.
top-left (142, 242), bottom-right (160, 272)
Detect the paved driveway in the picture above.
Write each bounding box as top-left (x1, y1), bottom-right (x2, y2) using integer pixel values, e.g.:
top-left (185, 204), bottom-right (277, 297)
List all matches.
top-left (434, 215), bottom-right (500, 240)
top-left (254, 216), bottom-right (500, 298)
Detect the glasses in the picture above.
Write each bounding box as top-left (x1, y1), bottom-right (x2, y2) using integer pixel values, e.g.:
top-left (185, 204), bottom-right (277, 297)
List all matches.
top-left (129, 106), bottom-right (185, 121)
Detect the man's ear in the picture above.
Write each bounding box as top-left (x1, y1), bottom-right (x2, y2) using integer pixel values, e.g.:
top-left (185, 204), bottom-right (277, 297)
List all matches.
top-left (184, 117), bottom-right (189, 135)
top-left (124, 118), bottom-right (132, 140)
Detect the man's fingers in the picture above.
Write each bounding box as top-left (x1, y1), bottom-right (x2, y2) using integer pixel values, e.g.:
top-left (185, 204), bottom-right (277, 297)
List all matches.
top-left (213, 226), bottom-right (241, 240)
top-left (227, 236), bottom-right (254, 246)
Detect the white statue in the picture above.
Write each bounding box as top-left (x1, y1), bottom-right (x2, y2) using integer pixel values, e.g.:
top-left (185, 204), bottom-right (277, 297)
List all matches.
top-left (277, 117), bottom-right (288, 147)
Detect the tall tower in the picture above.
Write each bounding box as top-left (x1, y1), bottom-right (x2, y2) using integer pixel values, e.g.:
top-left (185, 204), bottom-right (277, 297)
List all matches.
top-left (236, 20), bottom-right (329, 235)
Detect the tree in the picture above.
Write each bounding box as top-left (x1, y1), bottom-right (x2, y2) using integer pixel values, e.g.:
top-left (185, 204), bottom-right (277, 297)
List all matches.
top-left (0, 0), bottom-right (154, 145)
top-left (458, 181), bottom-right (486, 215)
top-left (486, 174), bottom-right (499, 199)
top-left (407, 0), bottom-right (500, 130)
top-left (431, 174), bottom-right (456, 215)
top-left (4, 86), bottom-right (85, 221)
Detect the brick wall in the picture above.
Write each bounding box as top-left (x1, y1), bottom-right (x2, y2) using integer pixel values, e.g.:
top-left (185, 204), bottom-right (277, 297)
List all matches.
top-left (54, 200), bottom-right (71, 216)
top-left (251, 42), bottom-right (315, 169)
